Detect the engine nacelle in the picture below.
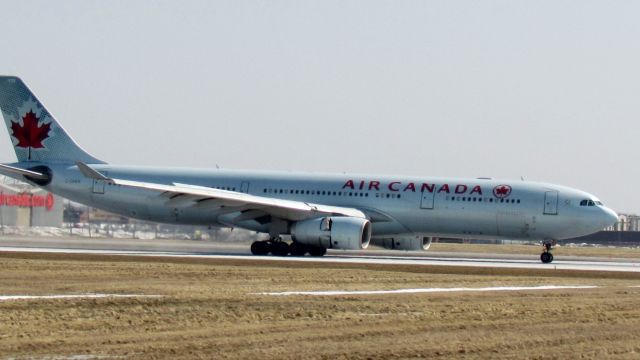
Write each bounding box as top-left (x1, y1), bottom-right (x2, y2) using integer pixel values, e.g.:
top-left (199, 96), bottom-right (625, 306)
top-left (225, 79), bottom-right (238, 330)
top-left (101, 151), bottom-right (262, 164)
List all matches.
top-left (371, 235), bottom-right (433, 251)
top-left (291, 217), bottom-right (371, 250)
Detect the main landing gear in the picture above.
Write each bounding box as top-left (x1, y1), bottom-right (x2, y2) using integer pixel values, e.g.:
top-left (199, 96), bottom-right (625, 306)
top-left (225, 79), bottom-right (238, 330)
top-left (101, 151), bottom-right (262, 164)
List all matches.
top-left (250, 239), bottom-right (327, 257)
top-left (540, 240), bottom-right (556, 264)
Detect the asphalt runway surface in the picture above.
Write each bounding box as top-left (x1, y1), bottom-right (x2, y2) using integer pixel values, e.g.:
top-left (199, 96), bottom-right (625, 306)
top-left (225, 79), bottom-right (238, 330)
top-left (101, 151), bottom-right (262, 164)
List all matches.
top-left (0, 236), bottom-right (639, 273)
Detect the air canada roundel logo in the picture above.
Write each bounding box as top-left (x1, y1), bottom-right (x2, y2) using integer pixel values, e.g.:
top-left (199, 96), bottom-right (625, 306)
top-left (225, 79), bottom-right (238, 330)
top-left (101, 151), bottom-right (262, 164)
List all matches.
top-left (493, 184), bottom-right (512, 198)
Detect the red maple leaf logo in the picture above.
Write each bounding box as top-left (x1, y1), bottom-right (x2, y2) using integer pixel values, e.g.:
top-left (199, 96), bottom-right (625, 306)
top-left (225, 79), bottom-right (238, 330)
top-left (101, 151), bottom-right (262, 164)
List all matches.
top-left (10, 110), bottom-right (51, 149)
top-left (493, 185), bottom-right (512, 198)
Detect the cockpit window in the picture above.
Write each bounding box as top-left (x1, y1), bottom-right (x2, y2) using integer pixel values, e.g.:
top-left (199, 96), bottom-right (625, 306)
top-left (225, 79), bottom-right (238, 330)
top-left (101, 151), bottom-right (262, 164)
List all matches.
top-left (580, 200), bottom-right (588, 206)
top-left (596, 201), bottom-right (603, 206)
top-left (580, 199), bottom-right (598, 206)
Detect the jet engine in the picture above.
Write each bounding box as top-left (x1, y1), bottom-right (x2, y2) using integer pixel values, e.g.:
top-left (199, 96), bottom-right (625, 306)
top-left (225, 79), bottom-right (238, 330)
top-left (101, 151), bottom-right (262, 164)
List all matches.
top-left (290, 217), bottom-right (371, 250)
top-left (371, 235), bottom-right (433, 251)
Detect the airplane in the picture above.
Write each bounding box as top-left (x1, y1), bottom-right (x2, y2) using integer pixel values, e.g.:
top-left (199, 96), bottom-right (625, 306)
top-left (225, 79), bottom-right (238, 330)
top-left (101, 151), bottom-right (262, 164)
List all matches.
top-left (0, 76), bottom-right (618, 263)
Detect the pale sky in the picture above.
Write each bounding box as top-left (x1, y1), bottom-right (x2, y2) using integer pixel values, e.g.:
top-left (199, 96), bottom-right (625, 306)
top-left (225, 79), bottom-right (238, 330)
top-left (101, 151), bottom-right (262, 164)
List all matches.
top-left (0, 1), bottom-right (638, 213)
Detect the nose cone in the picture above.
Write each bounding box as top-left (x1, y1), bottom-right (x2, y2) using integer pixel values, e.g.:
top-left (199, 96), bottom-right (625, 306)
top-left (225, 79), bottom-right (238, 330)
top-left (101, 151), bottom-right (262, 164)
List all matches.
top-left (601, 207), bottom-right (619, 228)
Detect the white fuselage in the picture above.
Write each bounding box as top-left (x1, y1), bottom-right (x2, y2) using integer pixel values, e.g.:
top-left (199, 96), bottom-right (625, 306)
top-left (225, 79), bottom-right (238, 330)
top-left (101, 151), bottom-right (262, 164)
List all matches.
top-left (33, 162), bottom-right (617, 242)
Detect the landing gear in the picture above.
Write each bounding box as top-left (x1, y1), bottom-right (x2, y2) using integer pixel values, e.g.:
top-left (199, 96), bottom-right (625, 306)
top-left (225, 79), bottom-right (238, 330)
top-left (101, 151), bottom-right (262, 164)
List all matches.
top-left (540, 240), bottom-right (556, 264)
top-left (271, 241), bottom-right (290, 256)
top-left (250, 240), bottom-right (270, 255)
top-left (289, 242), bottom-right (308, 256)
top-left (307, 245), bottom-right (327, 257)
top-left (249, 239), bottom-right (327, 257)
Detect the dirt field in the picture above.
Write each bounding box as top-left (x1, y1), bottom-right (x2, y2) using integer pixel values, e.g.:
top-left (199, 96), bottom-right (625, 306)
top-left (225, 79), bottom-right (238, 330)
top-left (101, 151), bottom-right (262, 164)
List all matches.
top-left (1, 252), bottom-right (639, 359)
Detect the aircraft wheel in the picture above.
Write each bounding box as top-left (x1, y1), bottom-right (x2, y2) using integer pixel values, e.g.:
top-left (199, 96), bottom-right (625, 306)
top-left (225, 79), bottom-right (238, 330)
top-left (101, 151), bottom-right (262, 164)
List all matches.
top-left (250, 241), bottom-right (270, 256)
top-left (289, 242), bottom-right (307, 256)
top-left (308, 246), bottom-right (327, 257)
top-left (540, 252), bottom-right (553, 264)
top-left (271, 241), bottom-right (290, 256)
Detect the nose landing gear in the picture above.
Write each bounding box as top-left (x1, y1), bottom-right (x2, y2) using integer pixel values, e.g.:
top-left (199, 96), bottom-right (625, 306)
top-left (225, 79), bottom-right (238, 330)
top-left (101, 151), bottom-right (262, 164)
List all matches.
top-left (540, 240), bottom-right (556, 263)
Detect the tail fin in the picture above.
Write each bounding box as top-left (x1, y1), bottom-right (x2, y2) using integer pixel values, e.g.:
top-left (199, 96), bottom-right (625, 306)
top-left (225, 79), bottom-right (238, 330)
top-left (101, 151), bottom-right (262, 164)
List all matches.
top-left (0, 76), bottom-right (103, 164)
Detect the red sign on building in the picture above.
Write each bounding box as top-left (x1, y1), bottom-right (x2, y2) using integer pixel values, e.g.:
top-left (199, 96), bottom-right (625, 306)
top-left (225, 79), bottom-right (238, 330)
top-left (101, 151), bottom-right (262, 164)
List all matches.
top-left (0, 192), bottom-right (54, 211)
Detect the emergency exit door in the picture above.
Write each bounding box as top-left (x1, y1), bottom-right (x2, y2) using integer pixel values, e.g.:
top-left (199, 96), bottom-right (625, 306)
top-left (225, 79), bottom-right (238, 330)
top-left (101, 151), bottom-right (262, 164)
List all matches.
top-left (420, 190), bottom-right (434, 209)
top-left (543, 191), bottom-right (558, 215)
top-left (92, 171), bottom-right (107, 194)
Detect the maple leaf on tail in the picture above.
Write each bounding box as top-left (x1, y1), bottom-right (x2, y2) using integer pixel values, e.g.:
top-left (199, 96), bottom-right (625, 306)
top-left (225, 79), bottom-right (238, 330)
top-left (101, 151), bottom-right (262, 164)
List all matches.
top-left (10, 110), bottom-right (51, 149)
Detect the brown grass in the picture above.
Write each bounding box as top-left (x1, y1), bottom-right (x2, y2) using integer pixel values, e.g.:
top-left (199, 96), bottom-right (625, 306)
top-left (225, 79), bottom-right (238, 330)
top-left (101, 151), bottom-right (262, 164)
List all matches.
top-left (0, 252), bottom-right (639, 359)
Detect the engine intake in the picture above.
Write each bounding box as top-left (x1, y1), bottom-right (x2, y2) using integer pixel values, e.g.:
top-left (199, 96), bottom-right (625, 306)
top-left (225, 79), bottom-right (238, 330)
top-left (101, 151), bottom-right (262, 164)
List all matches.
top-left (371, 235), bottom-right (433, 251)
top-left (291, 217), bottom-right (371, 250)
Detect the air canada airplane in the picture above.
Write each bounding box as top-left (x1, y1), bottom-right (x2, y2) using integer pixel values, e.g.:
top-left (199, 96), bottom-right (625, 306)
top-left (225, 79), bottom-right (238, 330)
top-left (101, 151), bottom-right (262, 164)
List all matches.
top-left (0, 76), bottom-right (618, 263)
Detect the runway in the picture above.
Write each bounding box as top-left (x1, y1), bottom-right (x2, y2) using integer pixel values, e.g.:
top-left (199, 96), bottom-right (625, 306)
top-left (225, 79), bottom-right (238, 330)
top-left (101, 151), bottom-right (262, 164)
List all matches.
top-left (0, 236), bottom-right (639, 273)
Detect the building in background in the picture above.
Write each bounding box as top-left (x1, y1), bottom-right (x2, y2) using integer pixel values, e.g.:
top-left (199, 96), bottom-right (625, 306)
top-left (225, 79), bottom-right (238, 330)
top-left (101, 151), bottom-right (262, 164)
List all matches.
top-left (0, 175), bottom-right (63, 227)
top-left (605, 213), bottom-right (640, 232)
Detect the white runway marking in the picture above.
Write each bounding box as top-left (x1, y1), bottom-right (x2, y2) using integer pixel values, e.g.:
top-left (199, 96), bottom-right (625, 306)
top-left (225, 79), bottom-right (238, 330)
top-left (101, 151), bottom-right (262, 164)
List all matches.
top-left (0, 294), bottom-right (162, 302)
top-left (256, 285), bottom-right (599, 296)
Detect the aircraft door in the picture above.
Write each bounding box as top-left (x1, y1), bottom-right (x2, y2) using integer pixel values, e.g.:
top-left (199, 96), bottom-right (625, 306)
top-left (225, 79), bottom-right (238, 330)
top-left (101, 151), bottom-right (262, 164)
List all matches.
top-left (241, 181), bottom-right (250, 194)
top-left (543, 191), bottom-right (558, 215)
top-left (92, 171), bottom-right (107, 194)
top-left (420, 190), bottom-right (434, 209)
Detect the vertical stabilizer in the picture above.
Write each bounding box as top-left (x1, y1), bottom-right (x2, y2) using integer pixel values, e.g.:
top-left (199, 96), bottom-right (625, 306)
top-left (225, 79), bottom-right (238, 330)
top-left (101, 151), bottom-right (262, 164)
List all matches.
top-left (0, 76), bottom-right (103, 164)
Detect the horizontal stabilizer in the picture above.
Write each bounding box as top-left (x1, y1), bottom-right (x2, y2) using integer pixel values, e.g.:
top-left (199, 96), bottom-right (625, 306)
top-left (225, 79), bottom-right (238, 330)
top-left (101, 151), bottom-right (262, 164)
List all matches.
top-left (76, 162), bottom-right (111, 182)
top-left (0, 163), bottom-right (48, 179)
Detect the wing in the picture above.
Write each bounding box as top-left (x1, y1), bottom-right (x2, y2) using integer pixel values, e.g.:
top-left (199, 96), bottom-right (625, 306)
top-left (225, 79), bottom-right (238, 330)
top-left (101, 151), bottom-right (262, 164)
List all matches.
top-left (76, 162), bottom-right (367, 223)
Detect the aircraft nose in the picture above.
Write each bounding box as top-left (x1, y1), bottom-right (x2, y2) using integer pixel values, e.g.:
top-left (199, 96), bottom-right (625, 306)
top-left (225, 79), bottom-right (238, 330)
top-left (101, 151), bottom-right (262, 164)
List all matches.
top-left (600, 207), bottom-right (619, 229)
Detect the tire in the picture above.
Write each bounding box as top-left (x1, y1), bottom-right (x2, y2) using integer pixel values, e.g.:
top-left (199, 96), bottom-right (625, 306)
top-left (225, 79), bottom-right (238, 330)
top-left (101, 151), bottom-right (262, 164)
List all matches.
top-left (271, 242), bottom-right (290, 256)
top-left (289, 242), bottom-right (307, 256)
top-left (540, 252), bottom-right (553, 263)
top-left (250, 241), bottom-right (270, 255)
top-left (308, 246), bottom-right (327, 257)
